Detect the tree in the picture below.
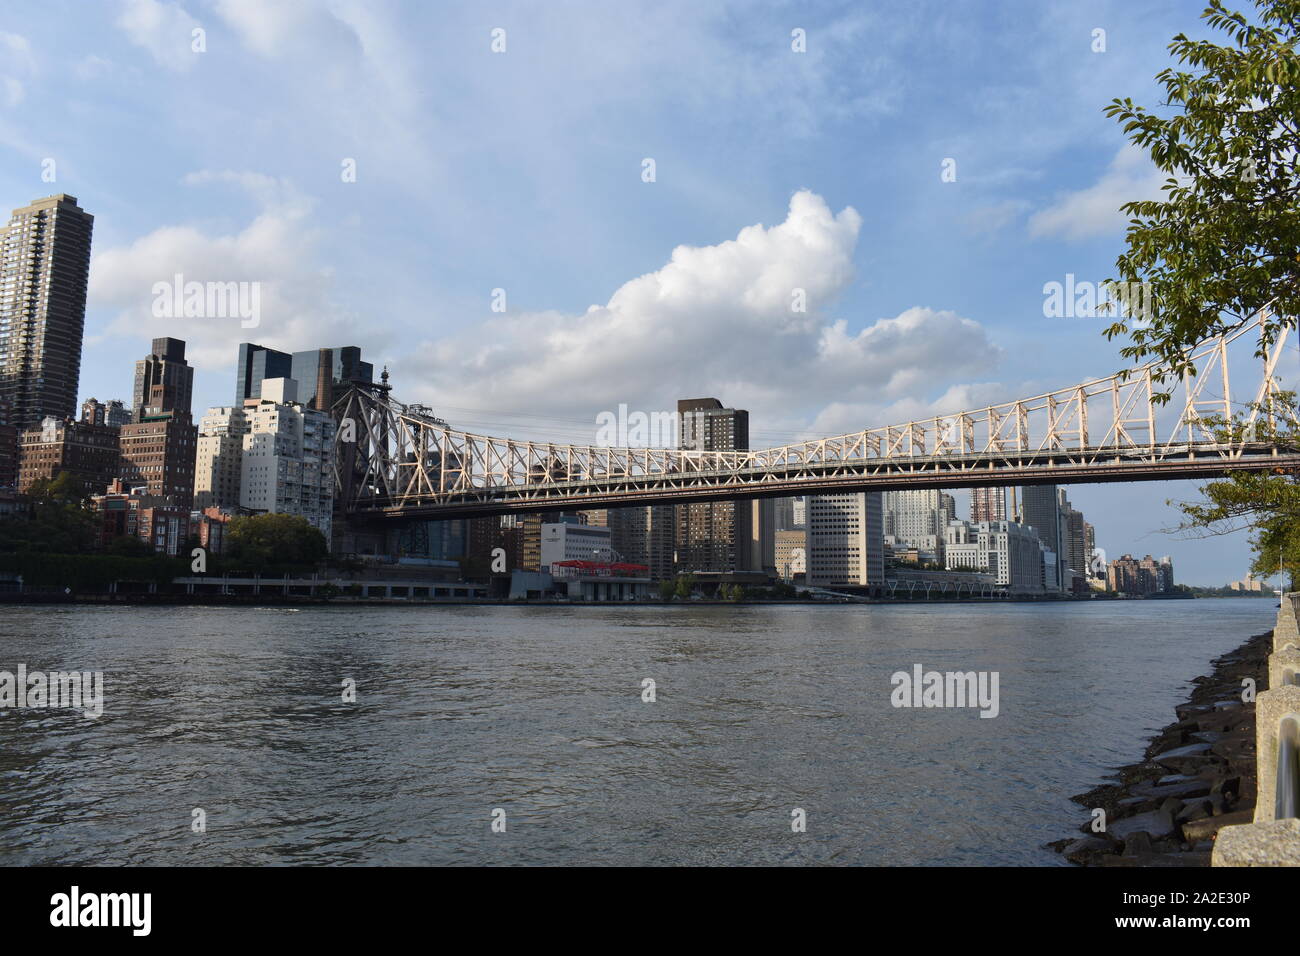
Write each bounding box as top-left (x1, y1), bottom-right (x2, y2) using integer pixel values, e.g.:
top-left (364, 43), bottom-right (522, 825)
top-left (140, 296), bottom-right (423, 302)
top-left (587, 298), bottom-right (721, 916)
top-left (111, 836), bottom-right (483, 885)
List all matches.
top-left (225, 513), bottom-right (328, 569)
top-left (658, 578), bottom-right (676, 601)
top-left (1174, 401), bottom-right (1299, 589)
top-left (1103, 0), bottom-right (1300, 388)
top-left (106, 534), bottom-right (155, 557)
top-left (673, 573), bottom-right (695, 600)
top-left (0, 472), bottom-right (99, 554)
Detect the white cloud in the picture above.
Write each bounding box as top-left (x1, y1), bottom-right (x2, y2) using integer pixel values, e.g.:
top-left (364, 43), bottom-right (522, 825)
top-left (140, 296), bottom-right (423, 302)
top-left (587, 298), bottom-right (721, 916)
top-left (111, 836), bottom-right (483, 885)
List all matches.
top-left (88, 171), bottom-right (367, 373)
top-left (116, 0), bottom-right (203, 72)
top-left (400, 190), bottom-right (1003, 445)
top-left (1028, 144), bottom-right (1165, 240)
top-left (0, 32), bottom-right (35, 107)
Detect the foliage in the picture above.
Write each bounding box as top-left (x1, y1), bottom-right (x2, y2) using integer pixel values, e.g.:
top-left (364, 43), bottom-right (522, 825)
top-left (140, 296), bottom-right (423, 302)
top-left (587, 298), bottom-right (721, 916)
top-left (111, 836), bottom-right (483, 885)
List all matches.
top-left (1174, 397), bottom-right (1299, 589)
top-left (673, 573), bottom-right (695, 600)
top-left (106, 534), bottom-right (155, 557)
top-left (658, 578), bottom-right (676, 600)
top-left (224, 513), bottom-right (329, 570)
top-left (0, 472), bottom-right (99, 554)
top-left (0, 551), bottom-right (184, 591)
top-left (1103, 0), bottom-right (1300, 391)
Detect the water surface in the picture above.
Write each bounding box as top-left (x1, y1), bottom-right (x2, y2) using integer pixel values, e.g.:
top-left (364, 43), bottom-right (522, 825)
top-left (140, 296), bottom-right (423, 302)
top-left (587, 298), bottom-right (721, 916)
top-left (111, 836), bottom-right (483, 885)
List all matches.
top-left (0, 599), bottom-right (1276, 865)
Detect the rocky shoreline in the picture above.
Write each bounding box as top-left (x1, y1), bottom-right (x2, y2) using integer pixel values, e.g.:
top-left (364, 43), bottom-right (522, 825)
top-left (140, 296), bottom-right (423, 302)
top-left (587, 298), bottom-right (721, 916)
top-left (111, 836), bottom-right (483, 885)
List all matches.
top-left (1049, 627), bottom-right (1272, 866)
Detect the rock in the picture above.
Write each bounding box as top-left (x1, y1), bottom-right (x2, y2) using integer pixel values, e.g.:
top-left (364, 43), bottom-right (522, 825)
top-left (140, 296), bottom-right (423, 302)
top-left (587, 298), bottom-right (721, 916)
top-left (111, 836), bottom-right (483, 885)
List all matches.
top-left (1123, 831), bottom-right (1154, 856)
top-left (1154, 742), bottom-right (1211, 761)
top-left (1177, 801), bottom-right (1211, 824)
top-left (1158, 796), bottom-right (1185, 817)
top-left (1131, 778), bottom-right (1211, 801)
top-left (1181, 808), bottom-right (1254, 843)
top-left (1110, 809), bottom-right (1177, 840)
top-left (1176, 703), bottom-right (1213, 721)
top-left (1063, 836), bottom-right (1112, 864)
top-left (1212, 776), bottom-right (1241, 798)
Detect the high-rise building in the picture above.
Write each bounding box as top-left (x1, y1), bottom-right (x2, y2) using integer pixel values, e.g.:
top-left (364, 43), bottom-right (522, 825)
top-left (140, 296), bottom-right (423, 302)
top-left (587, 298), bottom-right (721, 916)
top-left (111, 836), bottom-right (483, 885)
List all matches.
top-left (773, 497), bottom-right (797, 531)
top-left (0, 195), bottom-right (94, 430)
top-left (674, 397), bottom-right (767, 576)
top-left (791, 496), bottom-right (806, 528)
top-left (234, 343), bottom-right (293, 405)
top-left (608, 505), bottom-right (675, 581)
top-left (1064, 496), bottom-right (1088, 590)
top-left (104, 400), bottom-right (130, 428)
top-left (18, 415), bottom-right (120, 497)
top-left (945, 519), bottom-right (1045, 593)
top-left (194, 406), bottom-right (249, 511)
top-left (1107, 554), bottom-right (1175, 595)
top-left (119, 340), bottom-right (197, 506)
top-left (971, 486), bottom-right (1007, 523)
top-left (883, 489), bottom-right (955, 557)
top-left (668, 398), bottom-right (773, 578)
top-left (806, 492), bottom-right (884, 588)
top-left (239, 378), bottom-right (336, 543)
top-left (119, 412), bottom-right (197, 507)
top-left (132, 337), bottom-right (194, 420)
top-left (1019, 484), bottom-right (1066, 591)
top-left (289, 346), bottom-right (373, 412)
top-left (774, 529), bottom-right (807, 581)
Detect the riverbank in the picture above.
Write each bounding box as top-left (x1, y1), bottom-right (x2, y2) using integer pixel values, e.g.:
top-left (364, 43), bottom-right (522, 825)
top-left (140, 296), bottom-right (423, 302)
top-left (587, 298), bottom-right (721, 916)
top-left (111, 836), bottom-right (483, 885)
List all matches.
top-left (1050, 626), bottom-right (1272, 866)
top-left (0, 591), bottom-right (1086, 607)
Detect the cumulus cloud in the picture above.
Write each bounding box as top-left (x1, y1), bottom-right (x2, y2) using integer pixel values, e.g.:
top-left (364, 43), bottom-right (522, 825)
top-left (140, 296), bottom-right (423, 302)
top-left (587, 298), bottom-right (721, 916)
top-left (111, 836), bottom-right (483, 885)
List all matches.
top-left (116, 0), bottom-right (203, 72)
top-left (402, 190), bottom-right (1004, 445)
top-left (88, 171), bottom-right (366, 372)
top-left (1028, 144), bottom-right (1164, 240)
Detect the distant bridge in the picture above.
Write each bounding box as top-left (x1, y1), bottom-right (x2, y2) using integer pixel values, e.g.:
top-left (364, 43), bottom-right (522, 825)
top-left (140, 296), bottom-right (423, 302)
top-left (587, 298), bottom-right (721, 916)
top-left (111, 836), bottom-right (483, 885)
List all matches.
top-left (333, 310), bottom-right (1299, 520)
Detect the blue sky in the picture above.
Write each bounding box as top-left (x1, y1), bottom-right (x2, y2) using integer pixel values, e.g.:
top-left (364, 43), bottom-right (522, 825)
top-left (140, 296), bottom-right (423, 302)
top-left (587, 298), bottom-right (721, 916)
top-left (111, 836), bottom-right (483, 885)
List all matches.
top-left (1, 0), bottom-right (1294, 585)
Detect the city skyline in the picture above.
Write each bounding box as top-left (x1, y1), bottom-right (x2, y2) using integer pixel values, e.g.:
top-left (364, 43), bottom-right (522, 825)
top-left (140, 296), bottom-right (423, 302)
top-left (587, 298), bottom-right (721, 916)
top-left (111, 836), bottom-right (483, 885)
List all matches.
top-left (1, 2), bottom-right (1295, 583)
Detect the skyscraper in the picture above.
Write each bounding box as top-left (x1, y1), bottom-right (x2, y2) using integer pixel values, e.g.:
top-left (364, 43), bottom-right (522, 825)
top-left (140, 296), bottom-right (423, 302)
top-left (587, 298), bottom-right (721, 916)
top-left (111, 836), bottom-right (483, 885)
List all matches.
top-left (120, 338), bottom-right (197, 506)
top-left (132, 337), bottom-right (194, 420)
top-left (290, 346), bottom-right (373, 412)
top-left (1019, 484), bottom-right (1066, 591)
top-left (971, 486), bottom-right (1008, 523)
top-left (0, 195), bottom-right (94, 430)
top-left (234, 343), bottom-right (293, 405)
top-left (194, 405), bottom-right (249, 511)
top-left (883, 489), bottom-right (955, 554)
top-left (674, 397), bottom-right (771, 576)
top-left (807, 492), bottom-right (884, 589)
top-left (239, 378), bottom-right (336, 543)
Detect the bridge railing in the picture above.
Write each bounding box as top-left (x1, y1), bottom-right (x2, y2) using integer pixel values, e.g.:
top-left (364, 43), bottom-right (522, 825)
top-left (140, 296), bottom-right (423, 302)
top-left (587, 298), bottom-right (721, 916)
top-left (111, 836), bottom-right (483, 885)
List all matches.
top-left (1213, 592), bottom-right (1300, 866)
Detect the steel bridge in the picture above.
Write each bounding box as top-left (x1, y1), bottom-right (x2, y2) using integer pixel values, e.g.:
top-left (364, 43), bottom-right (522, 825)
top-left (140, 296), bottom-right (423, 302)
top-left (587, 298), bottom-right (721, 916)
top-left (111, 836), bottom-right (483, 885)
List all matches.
top-left (333, 311), bottom-right (1299, 520)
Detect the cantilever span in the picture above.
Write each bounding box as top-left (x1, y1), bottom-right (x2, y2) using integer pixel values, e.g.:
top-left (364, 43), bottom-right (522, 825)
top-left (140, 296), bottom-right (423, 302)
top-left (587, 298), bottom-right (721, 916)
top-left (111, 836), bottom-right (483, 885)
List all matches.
top-left (333, 312), bottom-right (1300, 519)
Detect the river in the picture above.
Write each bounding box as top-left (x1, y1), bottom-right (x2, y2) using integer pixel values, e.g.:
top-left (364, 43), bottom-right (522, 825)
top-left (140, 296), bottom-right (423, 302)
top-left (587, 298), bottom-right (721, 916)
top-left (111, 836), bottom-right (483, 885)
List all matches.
top-left (0, 599), bottom-right (1277, 865)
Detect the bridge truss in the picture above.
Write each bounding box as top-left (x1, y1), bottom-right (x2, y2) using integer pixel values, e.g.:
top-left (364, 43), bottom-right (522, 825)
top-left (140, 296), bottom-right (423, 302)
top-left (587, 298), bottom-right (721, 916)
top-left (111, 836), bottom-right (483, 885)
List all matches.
top-left (333, 310), bottom-right (1299, 519)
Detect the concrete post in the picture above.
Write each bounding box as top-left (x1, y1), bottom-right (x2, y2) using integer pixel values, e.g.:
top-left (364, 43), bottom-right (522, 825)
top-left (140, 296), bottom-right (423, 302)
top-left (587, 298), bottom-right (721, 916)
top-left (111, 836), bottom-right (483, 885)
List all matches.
top-left (1213, 819), bottom-right (1300, 866)
top-left (1270, 646), bottom-right (1300, 690)
top-left (1275, 593), bottom-right (1299, 653)
top-left (1253, 685), bottom-right (1300, 823)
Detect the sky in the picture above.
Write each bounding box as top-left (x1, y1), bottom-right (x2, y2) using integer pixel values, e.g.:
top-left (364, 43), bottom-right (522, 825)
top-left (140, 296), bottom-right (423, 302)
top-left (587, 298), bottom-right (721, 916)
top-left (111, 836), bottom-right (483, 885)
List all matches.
top-left (1, 0), bottom-right (1295, 585)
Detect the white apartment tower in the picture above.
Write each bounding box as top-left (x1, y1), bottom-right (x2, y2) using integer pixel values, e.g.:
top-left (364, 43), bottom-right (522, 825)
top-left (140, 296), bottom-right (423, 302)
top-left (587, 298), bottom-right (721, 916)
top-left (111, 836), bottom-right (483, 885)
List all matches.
top-left (194, 405), bottom-right (249, 510)
top-left (238, 378), bottom-right (336, 543)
